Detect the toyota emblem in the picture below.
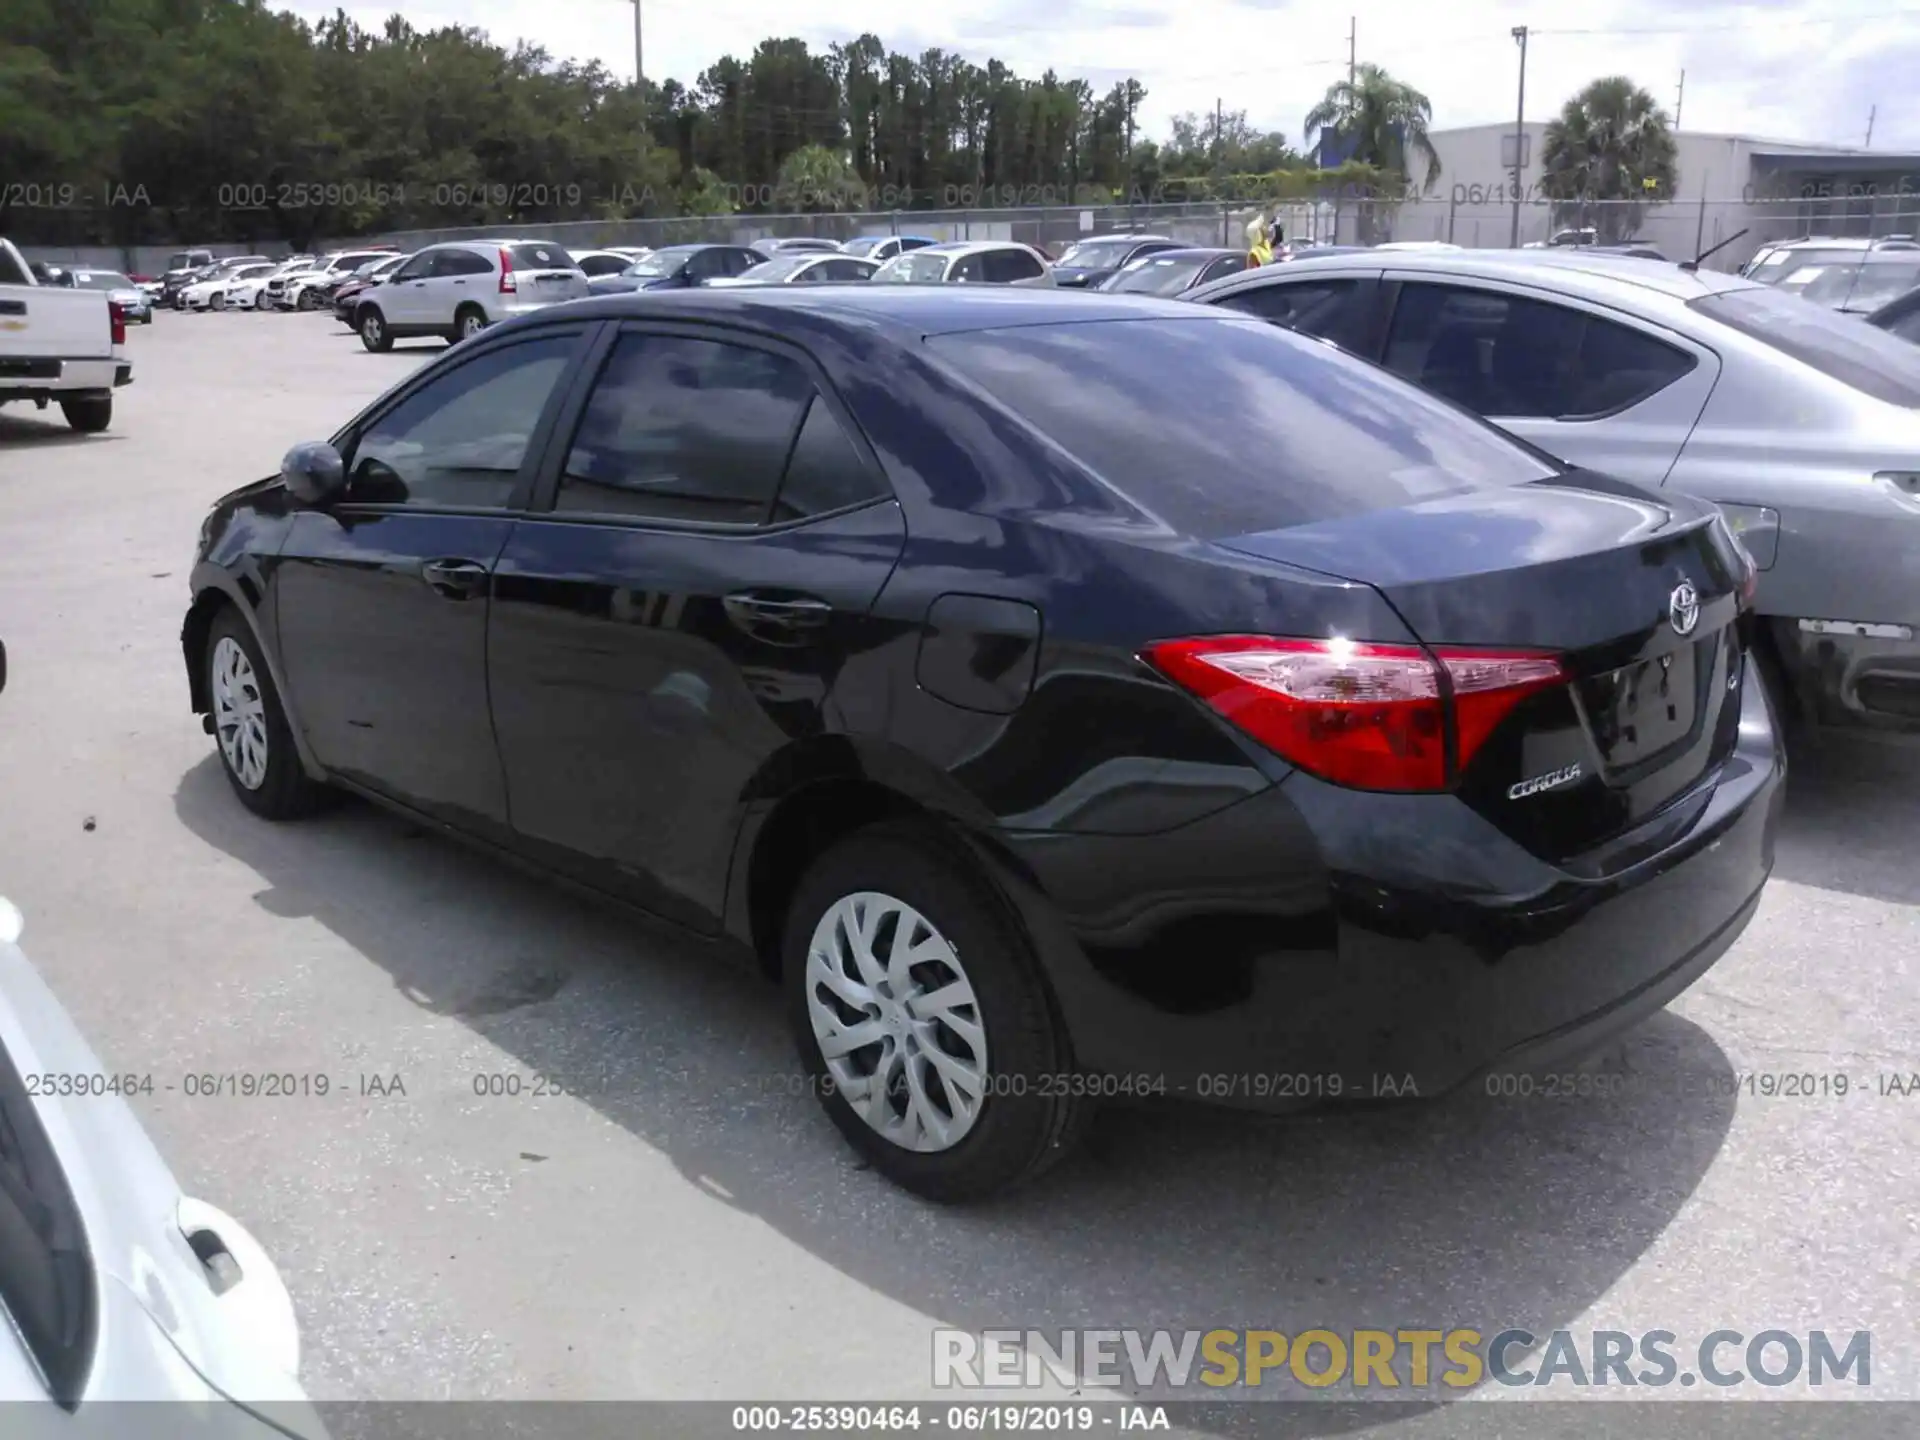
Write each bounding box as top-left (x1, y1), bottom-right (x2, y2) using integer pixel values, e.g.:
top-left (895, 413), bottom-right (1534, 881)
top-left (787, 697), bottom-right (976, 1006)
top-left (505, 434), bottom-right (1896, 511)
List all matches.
top-left (1669, 581), bottom-right (1700, 637)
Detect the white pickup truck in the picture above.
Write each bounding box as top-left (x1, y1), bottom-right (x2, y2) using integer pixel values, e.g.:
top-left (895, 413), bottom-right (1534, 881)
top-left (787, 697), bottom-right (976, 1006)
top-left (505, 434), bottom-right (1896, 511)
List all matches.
top-left (0, 237), bottom-right (133, 433)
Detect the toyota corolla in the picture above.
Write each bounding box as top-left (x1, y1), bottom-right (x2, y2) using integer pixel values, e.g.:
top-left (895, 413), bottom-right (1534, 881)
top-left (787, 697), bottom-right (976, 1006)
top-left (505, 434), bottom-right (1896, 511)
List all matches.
top-left (180, 287), bottom-right (1784, 1202)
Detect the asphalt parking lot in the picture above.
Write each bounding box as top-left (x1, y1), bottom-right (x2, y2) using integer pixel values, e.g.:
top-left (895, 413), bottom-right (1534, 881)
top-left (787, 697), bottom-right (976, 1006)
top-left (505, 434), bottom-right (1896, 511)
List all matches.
top-left (0, 308), bottom-right (1917, 1417)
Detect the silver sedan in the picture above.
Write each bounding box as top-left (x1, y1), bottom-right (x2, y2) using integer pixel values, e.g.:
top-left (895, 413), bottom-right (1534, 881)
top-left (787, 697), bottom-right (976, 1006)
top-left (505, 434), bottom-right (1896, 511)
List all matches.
top-left (1187, 248), bottom-right (1920, 742)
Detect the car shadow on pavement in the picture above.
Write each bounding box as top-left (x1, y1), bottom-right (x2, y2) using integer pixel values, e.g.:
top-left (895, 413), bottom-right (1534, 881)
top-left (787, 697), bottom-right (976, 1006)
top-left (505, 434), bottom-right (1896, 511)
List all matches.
top-left (173, 755), bottom-right (1738, 1433)
top-left (1767, 736), bottom-right (1920, 907)
top-left (0, 412), bottom-right (123, 448)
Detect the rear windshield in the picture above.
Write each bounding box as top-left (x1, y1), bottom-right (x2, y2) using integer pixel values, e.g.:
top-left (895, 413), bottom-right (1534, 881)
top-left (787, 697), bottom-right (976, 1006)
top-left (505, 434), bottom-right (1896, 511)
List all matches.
top-left (1799, 260), bottom-right (1920, 313)
top-left (1106, 255), bottom-right (1210, 295)
top-left (1691, 287), bottom-right (1920, 407)
top-left (73, 271), bottom-right (132, 289)
top-left (876, 252), bottom-right (953, 283)
top-left (925, 316), bottom-right (1560, 537)
top-left (1748, 246), bottom-right (1867, 283)
top-left (507, 242), bottom-right (578, 271)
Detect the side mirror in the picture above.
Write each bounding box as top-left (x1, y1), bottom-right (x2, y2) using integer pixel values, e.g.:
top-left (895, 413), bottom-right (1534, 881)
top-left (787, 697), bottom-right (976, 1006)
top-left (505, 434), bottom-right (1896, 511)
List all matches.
top-left (281, 441), bottom-right (346, 505)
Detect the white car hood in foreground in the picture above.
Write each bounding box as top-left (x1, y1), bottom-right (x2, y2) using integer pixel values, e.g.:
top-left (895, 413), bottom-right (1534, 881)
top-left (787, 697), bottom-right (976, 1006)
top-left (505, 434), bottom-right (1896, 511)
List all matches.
top-left (0, 898), bottom-right (325, 1438)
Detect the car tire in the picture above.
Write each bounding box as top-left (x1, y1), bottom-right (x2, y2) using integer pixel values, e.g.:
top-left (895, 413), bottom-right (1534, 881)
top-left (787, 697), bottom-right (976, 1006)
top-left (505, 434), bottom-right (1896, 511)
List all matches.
top-left (452, 305), bottom-right (488, 343)
top-left (782, 821), bottom-right (1090, 1203)
top-left (204, 610), bottom-right (330, 820)
top-left (1751, 627), bottom-right (1808, 756)
top-left (296, 289), bottom-right (318, 311)
top-left (59, 396), bottom-right (111, 433)
top-left (358, 307), bottom-right (393, 353)
top-left (209, 292), bottom-right (226, 311)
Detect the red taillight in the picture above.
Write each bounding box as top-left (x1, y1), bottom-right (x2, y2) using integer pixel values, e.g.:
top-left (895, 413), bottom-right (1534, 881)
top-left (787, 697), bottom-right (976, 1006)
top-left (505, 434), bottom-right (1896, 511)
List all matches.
top-left (1143, 636), bottom-right (1567, 792)
top-left (108, 301), bottom-right (126, 346)
top-left (498, 247), bottom-right (516, 293)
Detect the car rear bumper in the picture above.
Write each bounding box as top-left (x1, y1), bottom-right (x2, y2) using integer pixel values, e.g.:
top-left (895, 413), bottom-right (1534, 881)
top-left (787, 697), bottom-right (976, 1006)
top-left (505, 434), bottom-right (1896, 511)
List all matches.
top-left (998, 665), bottom-right (1784, 1107)
top-left (1773, 614), bottom-right (1920, 735)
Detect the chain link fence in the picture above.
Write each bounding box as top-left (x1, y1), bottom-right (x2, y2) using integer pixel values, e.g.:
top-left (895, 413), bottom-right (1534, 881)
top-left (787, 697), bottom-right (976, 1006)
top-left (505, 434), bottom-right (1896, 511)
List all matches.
top-left (29, 193), bottom-right (1920, 278)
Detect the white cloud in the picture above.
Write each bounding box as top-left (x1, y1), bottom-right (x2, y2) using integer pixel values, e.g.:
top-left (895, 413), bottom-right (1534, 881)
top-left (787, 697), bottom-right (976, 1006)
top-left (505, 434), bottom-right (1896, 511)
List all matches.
top-left (283, 0), bottom-right (1920, 150)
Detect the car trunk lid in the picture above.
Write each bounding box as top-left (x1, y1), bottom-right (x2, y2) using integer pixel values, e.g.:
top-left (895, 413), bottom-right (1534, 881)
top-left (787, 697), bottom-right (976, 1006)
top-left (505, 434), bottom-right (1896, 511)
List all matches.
top-left (1218, 474), bottom-right (1753, 860)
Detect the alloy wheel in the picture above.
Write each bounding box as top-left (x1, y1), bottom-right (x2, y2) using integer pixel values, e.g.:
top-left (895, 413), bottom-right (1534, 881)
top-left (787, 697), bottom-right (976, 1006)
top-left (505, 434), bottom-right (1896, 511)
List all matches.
top-left (804, 891), bottom-right (988, 1153)
top-left (459, 312), bottom-right (485, 340)
top-left (210, 636), bottom-right (269, 790)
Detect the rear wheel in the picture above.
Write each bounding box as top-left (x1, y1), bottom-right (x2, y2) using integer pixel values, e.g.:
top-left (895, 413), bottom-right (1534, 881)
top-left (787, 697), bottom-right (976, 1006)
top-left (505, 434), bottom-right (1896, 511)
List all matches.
top-left (60, 396), bottom-right (111, 433)
top-left (205, 611), bottom-right (329, 819)
top-left (452, 305), bottom-right (488, 343)
top-left (783, 822), bottom-right (1089, 1202)
top-left (209, 291), bottom-right (226, 311)
top-left (358, 307), bottom-right (392, 353)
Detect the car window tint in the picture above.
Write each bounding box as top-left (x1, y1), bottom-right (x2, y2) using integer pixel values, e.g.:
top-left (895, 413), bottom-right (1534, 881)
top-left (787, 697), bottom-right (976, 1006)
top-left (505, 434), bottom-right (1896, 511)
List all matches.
top-left (1692, 286), bottom-right (1920, 406)
top-left (576, 254), bottom-right (629, 277)
top-left (985, 249), bottom-right (1044, 282)
top-left (392, 254), bottom-right (434, 282)
top-left (557, 334), bottom-right (815, 524)
top-left (445, 250), bottom-right (494, 277)
top-left (507, 242), bottom-right (574, 271)
top-left (0, 1037), bottom-right (95, 1403)
top-left (770, 397), bottom-right (887, 522)
top-left (1385, 283), bottom-right (1695, 419)
top-left (952, 254), bottom-right (988, 284)
top-left (1887, 309), bottom-right (1920, 344)
top-left (1213, 279), bottom-right (1362, 345)
top-left (349, 335), bottom-right (574, 507)
top-left (926, 316), bottom-right (1558, 538)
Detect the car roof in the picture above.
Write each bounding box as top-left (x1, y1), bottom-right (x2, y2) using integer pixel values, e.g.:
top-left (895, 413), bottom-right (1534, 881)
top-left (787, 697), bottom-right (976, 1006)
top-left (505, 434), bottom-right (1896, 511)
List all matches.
top-left (1127, 247), bottom-right (1239, 261)
top-left (917, 240), bottom-right (1041, 256)
top-left (1255, 246), bottom-right (1755, 302)
top-left (526, 284), bottom-right (1217, 337)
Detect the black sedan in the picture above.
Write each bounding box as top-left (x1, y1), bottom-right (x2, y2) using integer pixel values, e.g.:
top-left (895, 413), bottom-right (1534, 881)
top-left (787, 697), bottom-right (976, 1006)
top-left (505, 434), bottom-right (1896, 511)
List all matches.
top-left (181, 287), bottom-right (1782, 1201)
top-left (1097, 247), bottom-right (1248, 296)
top-left (589, 243), bottom-right (763, 293)
top-left (1048, 233), bottom-right (1182, 288)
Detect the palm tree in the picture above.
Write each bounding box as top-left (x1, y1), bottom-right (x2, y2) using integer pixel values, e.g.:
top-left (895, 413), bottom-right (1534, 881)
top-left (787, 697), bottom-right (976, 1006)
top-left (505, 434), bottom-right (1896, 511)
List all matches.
top-left (1304, 63), bottom-right (1441, 192)
top-left (1539, 77), bottom-right (1679, 243)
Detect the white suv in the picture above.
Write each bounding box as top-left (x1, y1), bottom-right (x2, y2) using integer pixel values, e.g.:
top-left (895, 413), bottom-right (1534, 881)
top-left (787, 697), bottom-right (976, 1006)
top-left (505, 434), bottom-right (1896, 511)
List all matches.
top-left (350, 239), bottom-right (590, 350)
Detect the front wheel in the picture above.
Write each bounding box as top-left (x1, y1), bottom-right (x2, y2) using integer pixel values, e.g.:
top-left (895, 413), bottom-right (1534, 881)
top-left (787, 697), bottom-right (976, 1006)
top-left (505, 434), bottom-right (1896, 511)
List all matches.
top-left (358, 307), bottom-right (392, 352)
top-left (296, 289), bottom-right (318, 311)
top-left (59, 396), bottom-right (111, 433)
top-left (783, 822), bottom-right (1089, 1203)
top-left (205, 611), bottom-right (330, 819)
top-left (209, 291), bottom-right (226, 311)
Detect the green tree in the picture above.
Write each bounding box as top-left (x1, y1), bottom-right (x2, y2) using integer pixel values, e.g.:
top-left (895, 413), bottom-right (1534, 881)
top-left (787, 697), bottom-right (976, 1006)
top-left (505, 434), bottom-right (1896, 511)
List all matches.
top-left (1539, 76), bottom-right (1679, 243)
top-left (1303, 62), bottom-right (1440, 191)
top-left (778, 144), bottom-right (858, 211)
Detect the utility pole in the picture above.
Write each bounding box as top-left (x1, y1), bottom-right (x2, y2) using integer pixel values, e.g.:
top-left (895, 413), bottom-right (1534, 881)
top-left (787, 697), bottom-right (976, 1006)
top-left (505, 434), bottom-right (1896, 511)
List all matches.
top-left (1867, 105), bottom-right (1877, 147)
top-left (1214, 97), bottom-right (1223, 160)
top-left (1510, 25), bottom-right (1529, 248)
top-left (1348, 17), bottom-right (1356, 83)
top-left (641, 0), bottom-right (656, 94)
top-left (1674, 70), bottom-right (1685, 129)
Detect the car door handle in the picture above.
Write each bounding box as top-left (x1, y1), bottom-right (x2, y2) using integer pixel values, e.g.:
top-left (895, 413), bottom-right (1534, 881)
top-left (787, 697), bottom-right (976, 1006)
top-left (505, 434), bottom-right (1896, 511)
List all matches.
top-left (420, 558), bottom-right (489, 600)
top-left (723, 592), bottom-right (834, 631)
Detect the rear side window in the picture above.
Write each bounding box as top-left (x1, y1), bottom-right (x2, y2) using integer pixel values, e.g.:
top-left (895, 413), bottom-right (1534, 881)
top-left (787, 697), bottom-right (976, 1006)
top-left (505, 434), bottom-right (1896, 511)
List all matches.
top-left (1385, 283), bottom-right (1696, 419)
top-left (770, 397), bottom-right (888, 521)
top-left (437, 250), bottom-right (492, 277)
top-left (1212, 279), bottom-right (1366, 348)
top-left (507, 243), bottom-right (576, 271)
top-left (1692, 286), bottom-right (1920, 407)
top-left (985, 249), bottom-right (1044, 282)
top-left (0, 1039), bottom-right (95, 1404)
top-left (926, 316), bottom-right (1559, 537)
top-left (1885, 309), bottom-right (1920, 344)
top-left (557, 333), bottom-right (816, 524)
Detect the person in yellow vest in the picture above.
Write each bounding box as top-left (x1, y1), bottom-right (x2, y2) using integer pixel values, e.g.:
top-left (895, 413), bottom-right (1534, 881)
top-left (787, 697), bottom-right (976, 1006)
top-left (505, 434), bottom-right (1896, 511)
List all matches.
top-left (1247, 211), bottom-right (1274, 267)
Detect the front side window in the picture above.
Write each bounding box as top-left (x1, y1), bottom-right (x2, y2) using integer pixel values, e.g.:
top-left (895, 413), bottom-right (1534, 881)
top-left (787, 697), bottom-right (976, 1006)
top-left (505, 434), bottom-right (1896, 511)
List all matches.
top-left (952, 254), bottom-right (989, 284)
top-left (1384, 283), bottom-right (1696, 419)
top-left (875, 252), bottom-right (952, 284)
top-left (1213, 278), bottom-right (1363, 345)
top-left (347, 335), bottom-right (576, 507)
top-left (556, 334), bottom-right (815, 524)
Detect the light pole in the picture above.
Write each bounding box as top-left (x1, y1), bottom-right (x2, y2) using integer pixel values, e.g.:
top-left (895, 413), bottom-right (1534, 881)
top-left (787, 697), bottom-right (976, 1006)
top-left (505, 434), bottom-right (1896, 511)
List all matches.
top-left (1510, 25), bottom-right (1528, 249)
top-left (631, 0), bottom-right (643, 94)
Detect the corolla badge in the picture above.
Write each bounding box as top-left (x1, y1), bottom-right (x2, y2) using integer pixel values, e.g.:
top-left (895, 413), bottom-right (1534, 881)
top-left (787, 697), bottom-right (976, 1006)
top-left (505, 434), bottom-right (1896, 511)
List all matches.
top-left (1669, 581), bottom-right (1700, 637)
top-left (1508, 763), bottom-right (1584, 800)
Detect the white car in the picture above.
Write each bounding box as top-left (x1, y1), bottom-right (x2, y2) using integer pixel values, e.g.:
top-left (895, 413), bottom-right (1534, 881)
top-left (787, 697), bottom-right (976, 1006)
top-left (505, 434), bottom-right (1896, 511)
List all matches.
top-left (870, 240), bottom-right (1054, 286)
top-left (180, 264), bottom-right (277, 311)
top-left (277, 249), bottom-right (400, 311)
top-left (704, 252), bottom-right (881, 287)
top-left (0, 648), bottom-right (324, 1435)
top-left (0, 238), bottom-right (132, 433)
